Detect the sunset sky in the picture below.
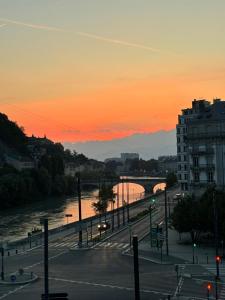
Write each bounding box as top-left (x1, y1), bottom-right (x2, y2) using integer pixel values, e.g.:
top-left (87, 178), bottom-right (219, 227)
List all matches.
top-left (1, 0), bottom-right (225, 142)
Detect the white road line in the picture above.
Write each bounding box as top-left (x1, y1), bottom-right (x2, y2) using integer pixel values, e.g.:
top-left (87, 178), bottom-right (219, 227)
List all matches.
top-left (24, 250), bottom-right (67, 270)
top-left (0, 283), bottom-right (30, 299)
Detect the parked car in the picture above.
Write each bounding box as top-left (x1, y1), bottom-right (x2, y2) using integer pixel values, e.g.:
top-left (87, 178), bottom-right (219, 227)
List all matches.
top-left (97, 221), bottom-right (110, 231)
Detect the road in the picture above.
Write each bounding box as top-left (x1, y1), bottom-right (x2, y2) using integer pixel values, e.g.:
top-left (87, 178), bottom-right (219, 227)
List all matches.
top-left (0, 186), bottom-right (212, 299)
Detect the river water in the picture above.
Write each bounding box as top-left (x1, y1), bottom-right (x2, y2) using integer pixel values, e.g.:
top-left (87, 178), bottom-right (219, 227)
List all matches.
top-left (0, 181), bottom-right (165, 242)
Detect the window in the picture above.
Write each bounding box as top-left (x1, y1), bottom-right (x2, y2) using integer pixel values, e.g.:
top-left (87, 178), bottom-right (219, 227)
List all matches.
top-left (177, 128), bottom-right (180, 134)
top-left (178, 155), bottom-right (181, 162)
top-left (178, 164), bottom-right (181, 171)
top-left (184, 174), bottom-right (188, 180)
top-left (183, 155), bottom-right (187, 162)
top-left (177, 146), bottom-right (181, 153)
top-left (193, 156), bottom-right (199, 167)
top-left (194, 172), bottom-right (199, 182)
top-left (178, 174), bottom-right (182, 180)
top-left (207, 172), bottom-right (213, 182)
top-left (177, 137), bottom-right (180, 143)
top-left (184, 164), bottom-right (187, 171)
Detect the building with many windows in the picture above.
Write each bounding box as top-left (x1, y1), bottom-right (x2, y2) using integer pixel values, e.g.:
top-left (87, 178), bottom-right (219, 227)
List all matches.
top-left (177, 99), bottom-right (225, 194)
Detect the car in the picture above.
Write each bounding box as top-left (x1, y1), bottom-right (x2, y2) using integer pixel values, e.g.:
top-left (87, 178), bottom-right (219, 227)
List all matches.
top-left (173, 193), bottom-right (182, 201)
top-left (97, 221), bottom-right (110, 231)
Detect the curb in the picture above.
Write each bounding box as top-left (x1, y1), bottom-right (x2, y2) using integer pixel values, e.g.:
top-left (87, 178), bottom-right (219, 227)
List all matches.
top-left (0, 273), bottom-right (38, 285)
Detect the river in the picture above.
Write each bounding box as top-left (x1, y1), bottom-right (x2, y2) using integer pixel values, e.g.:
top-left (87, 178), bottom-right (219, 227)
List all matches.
top-left (0, 180), bottom-right (165, 242)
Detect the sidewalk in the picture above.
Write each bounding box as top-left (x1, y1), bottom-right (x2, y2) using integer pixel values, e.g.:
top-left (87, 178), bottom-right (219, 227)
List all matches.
top-left (135, 227), bottom-right (220, 272)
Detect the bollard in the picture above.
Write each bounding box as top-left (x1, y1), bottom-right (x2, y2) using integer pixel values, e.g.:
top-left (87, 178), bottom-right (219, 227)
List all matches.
top-left (15, 249), bottom-right (18, 254)
top-left (7, 251), bottom-right (10, 256)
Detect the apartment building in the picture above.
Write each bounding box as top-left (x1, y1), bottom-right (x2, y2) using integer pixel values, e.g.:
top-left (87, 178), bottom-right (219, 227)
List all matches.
top-left (177, 99), bottom-right (225, 194)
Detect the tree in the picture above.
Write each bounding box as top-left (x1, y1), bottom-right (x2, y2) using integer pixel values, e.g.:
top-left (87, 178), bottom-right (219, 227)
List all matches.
top-left (166, 172), bottom-right (177, 188)
top-left (171, 194), bottom-right (204, 243)
top-left (92, 185), bottom-right (115, 214)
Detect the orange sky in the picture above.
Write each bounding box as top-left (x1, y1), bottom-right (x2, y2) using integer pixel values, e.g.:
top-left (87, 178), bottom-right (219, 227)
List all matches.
top-left (1, 1), bottom-right (225, 142)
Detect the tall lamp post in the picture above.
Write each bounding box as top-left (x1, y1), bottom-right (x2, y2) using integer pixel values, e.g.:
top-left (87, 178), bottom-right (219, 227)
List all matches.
top-left (164, 185), bottom-right (169, 256)
top-left (1, 247), bottom-right (4, 281)
top-left (76, 173), bottom-right (82, 248)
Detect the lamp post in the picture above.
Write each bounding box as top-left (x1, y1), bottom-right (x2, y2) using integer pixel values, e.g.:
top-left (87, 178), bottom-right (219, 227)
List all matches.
top-left (1, 247), bottom-right (4, 281)
top-left (213, 189), bottom-right (220, 279)
top-left (76, 173), bottom-right (82, 248)
top-left (149, 204), bottom-right (152, 247)
top-left (192, 243), bottom-right (196, 264)
top-left (164, 185), bottom-right (169, 256)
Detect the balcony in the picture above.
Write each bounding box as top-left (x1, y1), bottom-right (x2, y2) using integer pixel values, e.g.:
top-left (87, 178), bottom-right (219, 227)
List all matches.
top-left (190, 164), bottom-right (215, 171)
top-left (190, 180), bottom-right (215, 187)
top-left (187, 132), bottom-right (225, 141)
top-left (190, 148), bottom-right (214, 155)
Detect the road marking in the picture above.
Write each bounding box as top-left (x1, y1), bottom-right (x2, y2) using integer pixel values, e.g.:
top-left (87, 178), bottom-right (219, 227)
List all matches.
top-left (0, 283), bottom-right (30, 299)
top-left (24, 250), bottom-right (67, 270)
top-left (48, 276), bottom-right (170, 296)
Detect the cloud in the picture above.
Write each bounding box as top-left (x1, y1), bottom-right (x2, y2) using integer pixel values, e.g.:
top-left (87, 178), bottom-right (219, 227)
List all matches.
top-left (76, 32), bottom-right (161, 53)
top-left (0, 17), bottom-right (162, 53)
top-left (0, 23), bottom-right (6, 28)
top-left (0, 18), bottom-right (65, 32)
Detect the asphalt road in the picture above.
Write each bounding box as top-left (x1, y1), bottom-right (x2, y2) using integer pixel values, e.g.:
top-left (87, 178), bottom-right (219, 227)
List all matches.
top-left (0, 187), bottom-right (212, 299)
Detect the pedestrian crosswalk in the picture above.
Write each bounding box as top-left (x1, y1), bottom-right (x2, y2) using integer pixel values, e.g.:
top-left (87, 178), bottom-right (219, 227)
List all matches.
top-left (49, 241), bottom-right (78, 249)
top-left (93, 241), bottom-right (130, 250)
top-left (201, 264), bottom-right (225, 277)
top-left (48, 238), bottom-right (130, 251)
top-left (219, 283), bottom-right (225, 300)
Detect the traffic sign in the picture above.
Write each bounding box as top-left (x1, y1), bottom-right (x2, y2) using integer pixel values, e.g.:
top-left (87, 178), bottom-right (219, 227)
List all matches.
top-left (10, 275), bottom-right (16, 282)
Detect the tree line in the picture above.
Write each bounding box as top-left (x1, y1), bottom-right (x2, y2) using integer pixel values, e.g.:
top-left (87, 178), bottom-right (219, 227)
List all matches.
top-left (171, 188), bottom-right (225, 244)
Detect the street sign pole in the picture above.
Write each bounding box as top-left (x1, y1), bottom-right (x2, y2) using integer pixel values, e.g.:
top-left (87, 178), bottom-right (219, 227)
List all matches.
top-left (133, 236), bottom-right (140, 300)
top-left (44, 219), bottom-right (49, 300)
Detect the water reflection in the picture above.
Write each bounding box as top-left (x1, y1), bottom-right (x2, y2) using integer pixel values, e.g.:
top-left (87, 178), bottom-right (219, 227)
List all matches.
top-left (0, 183), bottom-right (145, 242)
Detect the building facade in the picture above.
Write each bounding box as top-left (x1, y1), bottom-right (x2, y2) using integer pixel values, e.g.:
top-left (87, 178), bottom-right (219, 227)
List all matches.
top-left (177, 99), bottom-right (225, 194)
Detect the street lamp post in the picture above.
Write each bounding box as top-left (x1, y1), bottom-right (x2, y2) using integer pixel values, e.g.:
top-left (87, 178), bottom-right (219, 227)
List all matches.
top-left (149, 204), bottom-right (152, 247)
top-left (76, 173), bottom-right (82, 248)
top-left (1, 247), bottom-right (4, 281)
top-left (192, 243), bottom-right (196, 264)
top-left (164, 186), bottom-right (169, 256)
top-left (213, 190), bottom-right (220, 279)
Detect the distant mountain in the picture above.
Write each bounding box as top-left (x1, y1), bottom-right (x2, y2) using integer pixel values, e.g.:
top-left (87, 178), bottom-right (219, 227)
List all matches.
top-left (63, 130), bottom-right (176, 161)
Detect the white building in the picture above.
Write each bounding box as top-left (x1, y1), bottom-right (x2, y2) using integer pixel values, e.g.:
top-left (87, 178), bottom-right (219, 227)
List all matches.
top-left (177, 99), bottom-right (225, 194)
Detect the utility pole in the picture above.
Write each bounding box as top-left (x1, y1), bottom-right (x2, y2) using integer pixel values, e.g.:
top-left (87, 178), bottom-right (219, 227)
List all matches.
top-left (164, 186), bottom-right (169, 256)
top-left (149, 204), bottom-right (152, 247)
top-left (1, 247), bottom-right (4, 281)
top-left (44, 219), bottom-right (49, 300)
top-left (122, 180), bottom-right (125, 225)
top-left (77, 173), bottom-right (82, 248)
top-left (117, 184), bottom-right (120, 228)
top-left (133, 236), bottom-right (140, 300)
top-left (213, 190), bottom-right (220, 279)
top-left (126, 182), bottom-right (130, 222)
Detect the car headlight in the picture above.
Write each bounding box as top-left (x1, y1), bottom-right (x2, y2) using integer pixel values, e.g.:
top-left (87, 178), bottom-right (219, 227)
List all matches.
top-left (97, 225), bottom-right (101, 228)
top-left (103, 224), bottom-right (106, 228)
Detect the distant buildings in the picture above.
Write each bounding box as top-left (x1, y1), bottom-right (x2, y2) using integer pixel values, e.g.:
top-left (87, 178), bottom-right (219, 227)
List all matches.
top-left (177, 98), bottom-right (225, 194)
top-left (158, 155), bottom-right (177, 174)
top-left (120, 153), bottom-right (139, 162)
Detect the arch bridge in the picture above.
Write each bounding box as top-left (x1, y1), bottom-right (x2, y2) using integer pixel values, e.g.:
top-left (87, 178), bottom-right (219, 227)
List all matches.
top-left (81, 176), bottom-right (166, 193)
